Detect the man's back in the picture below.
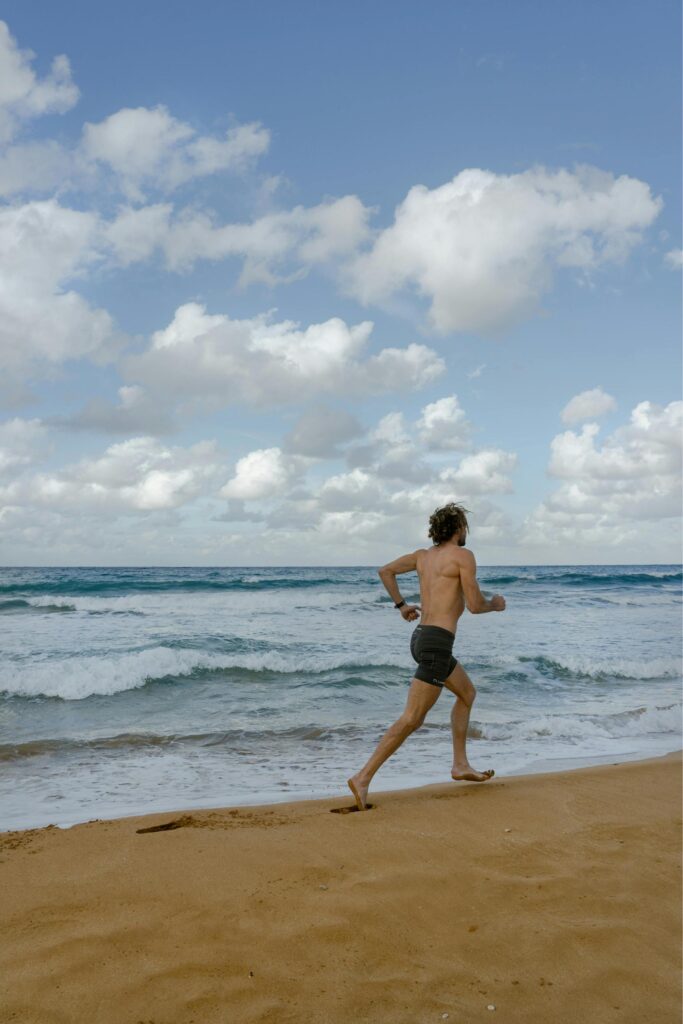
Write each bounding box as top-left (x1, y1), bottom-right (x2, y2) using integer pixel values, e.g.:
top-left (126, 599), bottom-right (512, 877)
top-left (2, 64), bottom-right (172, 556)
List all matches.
top-left (416, 545), bottom-right (468, 633)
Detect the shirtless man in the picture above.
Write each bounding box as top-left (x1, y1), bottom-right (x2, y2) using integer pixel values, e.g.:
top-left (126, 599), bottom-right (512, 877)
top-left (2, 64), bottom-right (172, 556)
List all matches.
top-left (348, 502), bottom-right (506, 811)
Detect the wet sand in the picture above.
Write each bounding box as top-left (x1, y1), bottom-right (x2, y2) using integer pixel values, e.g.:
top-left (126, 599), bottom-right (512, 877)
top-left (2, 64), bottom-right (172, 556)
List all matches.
top-left (1, 751), bottom-right (681, 1024)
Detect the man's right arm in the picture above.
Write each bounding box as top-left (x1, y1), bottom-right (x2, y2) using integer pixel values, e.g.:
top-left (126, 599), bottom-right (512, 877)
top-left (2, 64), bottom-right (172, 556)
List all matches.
top-left (460, 550), bottom-right (506, 614)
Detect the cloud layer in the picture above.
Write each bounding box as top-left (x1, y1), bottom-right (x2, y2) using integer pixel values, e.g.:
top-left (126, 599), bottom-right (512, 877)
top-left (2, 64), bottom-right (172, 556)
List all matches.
top-left (345, 165), bottom-right (663, 333)
top-left (524, 399), bottom-right (683, 547)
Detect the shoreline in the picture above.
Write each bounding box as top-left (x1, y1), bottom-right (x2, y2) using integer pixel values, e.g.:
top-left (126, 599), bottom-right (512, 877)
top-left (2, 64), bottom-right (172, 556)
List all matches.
top-left (77, 747), bottom-right (683, 831)
top-left (5, 745), bottom-right (681, 835)
top-left (2, 750), bottom-right (680, 1023)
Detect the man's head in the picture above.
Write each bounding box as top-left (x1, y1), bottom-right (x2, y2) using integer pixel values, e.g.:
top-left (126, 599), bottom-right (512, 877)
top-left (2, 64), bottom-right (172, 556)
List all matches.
top-left (428, 502), bottom-right (470, 546)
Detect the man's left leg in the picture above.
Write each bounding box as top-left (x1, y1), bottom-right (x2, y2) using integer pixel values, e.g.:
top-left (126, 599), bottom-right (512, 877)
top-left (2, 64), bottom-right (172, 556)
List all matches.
top-left (442, 662), bottom-right (494, 782)
top-left (348, 678), bottom-right (442, 809)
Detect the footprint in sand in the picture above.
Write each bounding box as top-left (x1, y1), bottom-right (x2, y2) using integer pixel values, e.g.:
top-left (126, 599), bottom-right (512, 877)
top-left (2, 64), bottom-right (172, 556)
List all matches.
top-left (330, 804), bottom-right (374, 814)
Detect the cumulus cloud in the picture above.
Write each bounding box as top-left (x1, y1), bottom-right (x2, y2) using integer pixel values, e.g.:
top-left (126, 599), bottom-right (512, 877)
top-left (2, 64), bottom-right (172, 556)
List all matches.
top-left (124, 303), bottom-right (445, 412)
top-left (0, 21), bottom-right (79, 143)
top-left (82, 106), bottom-right (269, 201)
top-left (313, 485), bottom-right (513, 557)
top-left (103, 194), bottom-right (371, 280)
top-left (417, 395), bottom-right (472, 450)
top-left (0, 110), bottom-right (268, 201)
top-left (345, 411), bottom-right (433, 484)
top-left (344, 164), bottom-right (663, 334)
top-left (219, 399), bottom-right (517, 559)
top-left (524, 399), bottom-right (683, 546)
top-left (318, 468), bottom-right (389, 512)
top-left (664, 248), bottom-right (683, 269)
top-left (561, 386), bottom-right (617, 425)
top-left (0, 436), bottom-right (221, 514)
top-left (441, 449), bottom-right (517, 494)
top-left (0, 199), bottom-right (121, 401)
top-left (220, 447), bottom-right (307, 501)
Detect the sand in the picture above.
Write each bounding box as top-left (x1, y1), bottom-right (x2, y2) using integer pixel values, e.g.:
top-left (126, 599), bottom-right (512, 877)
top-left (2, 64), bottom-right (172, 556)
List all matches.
top-left (1, 751), bottom-right (681, 1024)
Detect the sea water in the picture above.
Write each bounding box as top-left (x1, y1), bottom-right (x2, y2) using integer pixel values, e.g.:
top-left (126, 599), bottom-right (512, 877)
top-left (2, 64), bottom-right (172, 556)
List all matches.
top-left (1, 565), bottom-right (681, 830)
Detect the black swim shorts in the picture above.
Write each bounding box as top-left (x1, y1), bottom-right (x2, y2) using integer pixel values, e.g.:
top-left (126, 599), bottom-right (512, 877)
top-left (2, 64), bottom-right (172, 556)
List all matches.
top-left (410, 624), bottom-right (457, 688)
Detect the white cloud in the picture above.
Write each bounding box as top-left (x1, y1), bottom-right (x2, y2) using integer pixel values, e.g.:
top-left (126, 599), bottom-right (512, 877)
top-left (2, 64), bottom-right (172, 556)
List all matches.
top-left (664, 248), bottom-right (683, 269)
top-left (0, 199), bottom-right (120, 401)
top-left (524, 399), bottom-right (683, 547)
top-left (345, 411), bottom-right (433, 484)
top-left (106, 193), bottom-right (371, 279)
top-left (417, 395), bottom-right (472, 450)
top-left (0, 417), bottom-right (50, 474)
top-left (561, 386), bottom-right (617, 425)
top-left (0, 106), bottom-right (267, 201)
top-left (314, 485), bottom-right (512, 558)
top-left (220, 447), bottom-right (306, 501)
top-left (318, 468), bottom-right (388, 512)
top-left (125, 303), bottom-right (444, 411)
top-left (218, 400), bottom-right (517, 564)
top-left (0, 21), bottom-right (79, 143)
top-left (0, 436), bottom-right (221, 513)
top-left (370, 411), bottom-right (410, 446)
top-left (345, 164), bottom-right (663, 334)
top-left (440, 448), bottom-right (517, 494)
top-left (82, 106), bottom-right (269, 201)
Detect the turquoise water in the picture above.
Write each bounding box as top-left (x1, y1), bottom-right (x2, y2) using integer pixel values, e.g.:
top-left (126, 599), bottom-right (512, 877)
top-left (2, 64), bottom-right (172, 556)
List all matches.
top-left (1, 565), bottom-right (681, 830)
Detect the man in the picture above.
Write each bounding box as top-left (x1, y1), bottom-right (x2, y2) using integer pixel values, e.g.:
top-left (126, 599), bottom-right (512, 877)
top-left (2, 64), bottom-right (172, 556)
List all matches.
top-left (348, 502), bottom-right (506, 811)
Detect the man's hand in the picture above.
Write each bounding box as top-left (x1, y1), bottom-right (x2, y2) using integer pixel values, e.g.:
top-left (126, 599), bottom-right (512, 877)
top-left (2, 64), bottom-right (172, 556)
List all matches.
top-left (400, 604), bottom-right (421, 622)
top-left (490, 595), bottom-right (506, 611)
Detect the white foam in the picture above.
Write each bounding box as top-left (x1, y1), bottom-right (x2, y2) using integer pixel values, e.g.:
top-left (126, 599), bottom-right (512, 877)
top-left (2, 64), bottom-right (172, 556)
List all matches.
top-left (29, 594), bottom-right (147, 614)
top-left (0, 646), bottom-right (410, 700)
top-left (475, 703), bottom-right (682, 744)
top-left (484, 651), bottom-right (683, 681)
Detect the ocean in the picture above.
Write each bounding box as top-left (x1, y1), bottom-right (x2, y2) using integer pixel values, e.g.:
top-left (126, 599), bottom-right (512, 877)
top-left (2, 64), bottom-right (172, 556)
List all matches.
top-left (1, 564), bottom-right (681, 831)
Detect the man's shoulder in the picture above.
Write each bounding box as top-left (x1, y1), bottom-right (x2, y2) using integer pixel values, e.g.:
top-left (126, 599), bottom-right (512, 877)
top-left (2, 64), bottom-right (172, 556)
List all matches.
top-left (455, 547), bottom-right (476, 568)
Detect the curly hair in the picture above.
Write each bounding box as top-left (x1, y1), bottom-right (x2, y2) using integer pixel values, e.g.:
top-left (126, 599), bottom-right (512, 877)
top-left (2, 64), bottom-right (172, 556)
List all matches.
top-left (428, 502), bottom-right (470, 545)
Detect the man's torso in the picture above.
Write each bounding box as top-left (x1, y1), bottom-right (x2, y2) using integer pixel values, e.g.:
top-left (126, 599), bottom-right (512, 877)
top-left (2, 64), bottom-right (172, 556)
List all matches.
top-left (415, 546), bottom-right (467, 634)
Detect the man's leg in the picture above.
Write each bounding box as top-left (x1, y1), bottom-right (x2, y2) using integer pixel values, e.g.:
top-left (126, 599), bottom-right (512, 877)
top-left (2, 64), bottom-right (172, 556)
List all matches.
top-left (442, 663), bottom-right (494, 782)
top-left (348, 678), bottom-right (442, 809)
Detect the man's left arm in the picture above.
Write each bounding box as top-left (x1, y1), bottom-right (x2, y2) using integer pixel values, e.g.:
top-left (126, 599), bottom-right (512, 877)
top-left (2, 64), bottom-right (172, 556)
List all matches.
top-left (378, 551), bottom-right (421, 621)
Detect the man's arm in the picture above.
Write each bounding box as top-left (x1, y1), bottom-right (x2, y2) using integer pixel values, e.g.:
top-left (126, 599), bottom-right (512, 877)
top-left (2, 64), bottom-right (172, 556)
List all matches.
top-left (378, 550), bottom-right (421, 620)
top-left (460, 550), bottom-right (505, 614)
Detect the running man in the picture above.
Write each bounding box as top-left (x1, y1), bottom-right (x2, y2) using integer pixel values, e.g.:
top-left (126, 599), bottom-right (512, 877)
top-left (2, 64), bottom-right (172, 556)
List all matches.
top-left (348, 502), bottom-right (506, 810)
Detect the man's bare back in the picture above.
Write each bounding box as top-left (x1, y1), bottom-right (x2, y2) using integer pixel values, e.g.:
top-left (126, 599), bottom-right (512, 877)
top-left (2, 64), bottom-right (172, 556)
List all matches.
top-left (379, 543), bottom-right (506, 632)
top-left (416, 545), bottom-right (469, 633)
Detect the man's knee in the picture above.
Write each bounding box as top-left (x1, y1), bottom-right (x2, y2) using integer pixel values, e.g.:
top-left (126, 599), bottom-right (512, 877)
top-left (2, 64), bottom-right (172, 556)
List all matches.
top-left (399, 710), bottom-right (425, 733)
top-left (458, 682), bottom-right (477, 707)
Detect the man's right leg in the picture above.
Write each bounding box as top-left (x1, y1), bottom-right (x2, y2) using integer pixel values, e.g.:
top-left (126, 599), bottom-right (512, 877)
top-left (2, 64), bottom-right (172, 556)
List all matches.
top-left (348, 677), bottom-right (442, 809)
top-left (443, 662), bottom-right (494, 783)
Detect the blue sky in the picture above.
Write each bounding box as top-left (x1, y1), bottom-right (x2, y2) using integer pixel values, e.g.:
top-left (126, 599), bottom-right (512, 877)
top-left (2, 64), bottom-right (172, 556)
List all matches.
top-left (0, 0), bottom-right (680, 565)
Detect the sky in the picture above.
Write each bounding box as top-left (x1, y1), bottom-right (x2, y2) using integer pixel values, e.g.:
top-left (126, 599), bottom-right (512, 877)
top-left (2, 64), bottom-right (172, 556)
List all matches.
top-left (0, 0), bottom-right (680, 566)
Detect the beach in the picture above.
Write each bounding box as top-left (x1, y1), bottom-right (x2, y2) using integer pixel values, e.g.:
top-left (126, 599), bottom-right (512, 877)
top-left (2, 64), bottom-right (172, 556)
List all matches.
top-left (2, 750), bottom-right (681, 1024)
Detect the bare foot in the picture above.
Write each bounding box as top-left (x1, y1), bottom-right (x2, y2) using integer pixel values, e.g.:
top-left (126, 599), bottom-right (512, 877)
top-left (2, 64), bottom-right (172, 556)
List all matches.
top-left (348, 774), bottom-right (370, 810)
top-left (451, 764), bottom-right (495, 782)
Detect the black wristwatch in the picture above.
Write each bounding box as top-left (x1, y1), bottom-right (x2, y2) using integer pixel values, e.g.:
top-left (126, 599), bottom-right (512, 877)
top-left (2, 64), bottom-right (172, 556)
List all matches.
top-left (394, 600), bottom-right (406, 609)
